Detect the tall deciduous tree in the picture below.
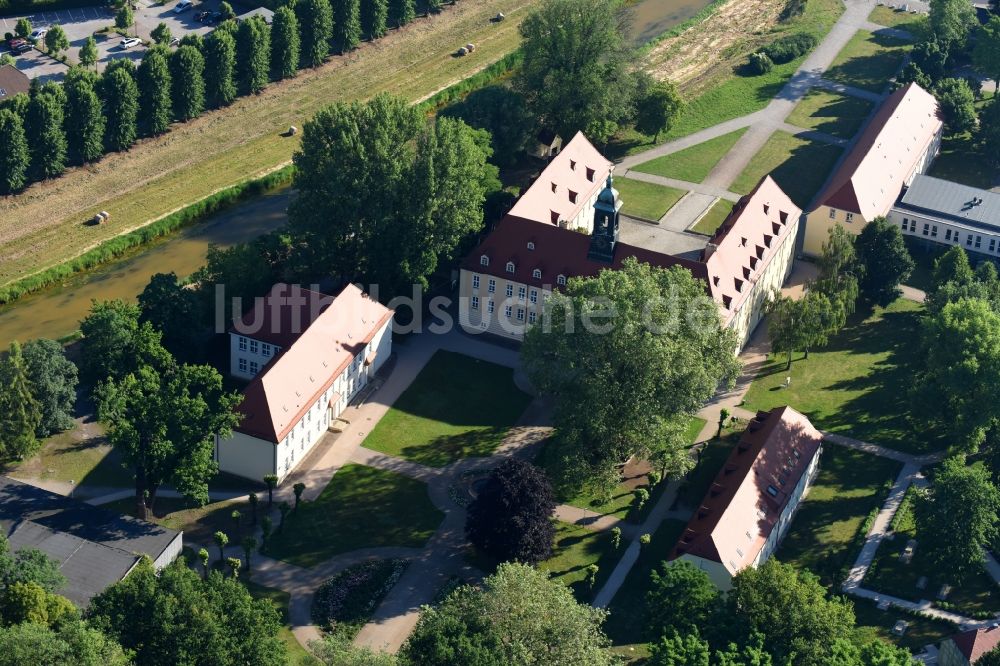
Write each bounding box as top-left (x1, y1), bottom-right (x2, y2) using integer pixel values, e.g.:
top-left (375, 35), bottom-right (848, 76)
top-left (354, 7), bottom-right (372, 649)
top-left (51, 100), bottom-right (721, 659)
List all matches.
top-left (138, 272), bottom-right (203, 362)
top-left (522, 260), bottom-right (740, 494)
top-left (236, 16), bottom-right (270, 95)
top-left (289, 94), bottom-right (499, 296)
top-left (14, 18), bottom-right (31, 39)
top-left (101, 63), bottom-right (139, 152)
top-left (22, 338), bottom-right (78, 437)
top-left (402, 562), bottom-right (616, 665)
top-left (138, 47), bottom-right (173, 136)
top-left (929, 0), bottom-right (977, 47)
top-left (466, 459), bottom-right (556, 564)
top-left (204, 29), bottom-right (237, 108)
top-left (63, 68), bottom-right (105, 164)
top-left (43, 25), bottom-right (69, 58)
top-left (79, 36), bottom-right (98, 68)
top-left (0, 621), bottom-right (130, 666)
top-left (25, 84), bottom-right (67, 180)
top-left (515, 0), bottom-right (636, 143)
top-left (89, 559), bottom-right (285, 665)
top-left (974, 16), bottom-right (1000, 94)
top-left (440, 84), bottom-right (534, 165)
top-left (297, 0), bottom-right (334, 67)
top-left (915, 455), bottom-right (1000, 580)
top-left (390, 0), bottom-right (414, 27)
top-left (0, 341), bottom-right (42, 462)
top-left (854, 217), bottom-right (914, 306)
top-left (114, 4), bottom-right (133, 31)
top-left (0, 109), bottom-right (28, 194)
top-left (79, 299), bottom-right (173, 387)
top-left (151, 21), bottom-right (172, 45)
top-left (634, 80), bottom-right (683, 141)
top-left (766, 290), bottom-right (839, 369)
top-left (979, 96), bottom-right (1000, 166)
top-left (170, 44), bottom-right (205, 121)
top-left (646, 561), bottom-right (722, 640)
top-left (271, 6), bottom-right (300, 80)
top-left (934, 77), bottom-right (978, 133)
top-left (649, 631), bottom-right (712, 666)
top-left (335, 0), bottom-right (361, 51)
top-left (363, 0), bottom-right (388, 38)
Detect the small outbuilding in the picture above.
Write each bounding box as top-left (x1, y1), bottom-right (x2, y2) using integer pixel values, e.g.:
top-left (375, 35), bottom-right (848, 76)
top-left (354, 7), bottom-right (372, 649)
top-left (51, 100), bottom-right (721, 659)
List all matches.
top-left (235, 7), bottom-right (274, 24)
top-left (529, 129), bottom-right (563, 159)
top-left (0, 64), bottom-right (30, 101)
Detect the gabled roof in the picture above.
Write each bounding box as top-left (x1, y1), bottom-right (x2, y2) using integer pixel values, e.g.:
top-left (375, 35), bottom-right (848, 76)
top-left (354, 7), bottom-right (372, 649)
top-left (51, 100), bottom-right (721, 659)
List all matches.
top-left (461, 215), bottom-right (709, 289)
top-left (951, 625), bottom-right (1000, 663)
top-left (508, 131), bottom-right (613, 227)
top-left (231, 283), bottom-right (333, 348)
top-left (703, 176), bottom-right (801, 326)
top-left (670, 407), bottom-right (823, 575)
top-left (235, 284), bottom-right (393, 443)
top-left (812, 83), bottom-right (942, 219)
top-left (0, 65), bottom-right (29, 100)
top-left (0, 477), bottom-right (180, 605)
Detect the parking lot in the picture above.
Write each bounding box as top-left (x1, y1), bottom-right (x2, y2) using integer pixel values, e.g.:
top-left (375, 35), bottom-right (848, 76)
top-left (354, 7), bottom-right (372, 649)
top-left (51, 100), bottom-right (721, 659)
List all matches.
top-left (1, 0), bottom-right (222, 81)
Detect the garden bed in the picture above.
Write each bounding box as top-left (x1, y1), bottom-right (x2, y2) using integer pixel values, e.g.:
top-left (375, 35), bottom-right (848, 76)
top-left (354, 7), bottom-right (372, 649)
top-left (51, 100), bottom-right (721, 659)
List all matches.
top-left (311, 559), bottom-right (409, 640)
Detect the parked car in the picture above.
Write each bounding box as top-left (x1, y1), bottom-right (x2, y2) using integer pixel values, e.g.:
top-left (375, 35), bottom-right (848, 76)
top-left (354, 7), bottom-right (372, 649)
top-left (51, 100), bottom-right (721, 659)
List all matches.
top-left (7, 37), bottom-right (31, 54)
top-left (28, 28), bottom-right (47, 42)
top-left (168, 37), bottom-right (180, 47)
top-left (195, 10), bottom-right (210, 21)
top-left (173, 0), bottom-right (192, 13)
top-left (204, 11), bottom-right (223, 23)
top-left (119, 37), bottom-right (141, 49)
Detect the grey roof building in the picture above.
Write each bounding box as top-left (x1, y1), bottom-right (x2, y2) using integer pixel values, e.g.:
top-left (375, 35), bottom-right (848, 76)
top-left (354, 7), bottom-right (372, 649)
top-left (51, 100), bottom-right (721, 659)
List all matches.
top-left (889, 175), bottom-right (1000, 257)
top-left (235, 7), bottom-right (274, 23)
top-left (0, 477), bottom-right (183, 606)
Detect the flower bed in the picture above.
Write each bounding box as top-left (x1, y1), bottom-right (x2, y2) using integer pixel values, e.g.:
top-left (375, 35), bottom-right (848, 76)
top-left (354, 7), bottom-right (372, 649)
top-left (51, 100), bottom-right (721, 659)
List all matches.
top-left (311, 559), bottom-right (409, 639)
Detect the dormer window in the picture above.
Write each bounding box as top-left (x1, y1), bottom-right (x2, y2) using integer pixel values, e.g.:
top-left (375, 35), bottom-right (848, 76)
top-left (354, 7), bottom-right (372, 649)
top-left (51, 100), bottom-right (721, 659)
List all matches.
top-left (570, 160), bottom-right (576, 171)
top-left (586, 167), bottom-right (595, 181)
top-left (569, 191), bottom-right (578, 204)
top-left (551, 182), bottom-right (557, 193)
top-left (527, 241), bottom-right (535, 251)
top-left (766, 485), bottom-right (779, 497)
top-left (480, 255), bottom-right (489, 266)
top-left (532, 268), bottom-right (542, 279)
top-left (556, 274), bottom-right (566, 286)
top-left (506, 261), bottom-right (515, 274)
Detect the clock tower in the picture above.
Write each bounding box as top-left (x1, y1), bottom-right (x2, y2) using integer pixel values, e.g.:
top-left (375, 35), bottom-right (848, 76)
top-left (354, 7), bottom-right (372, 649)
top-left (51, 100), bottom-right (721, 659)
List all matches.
top-left (588, 174), bottom-right (622, 263)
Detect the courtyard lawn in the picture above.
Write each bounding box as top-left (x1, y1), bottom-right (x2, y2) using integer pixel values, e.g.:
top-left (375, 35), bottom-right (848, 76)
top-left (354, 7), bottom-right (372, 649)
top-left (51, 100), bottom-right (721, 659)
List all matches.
top-left (615, 178), bottom-right (687, 222)
top-left (785, 89), bottom-right (874, 140)
top-left (730, 131), bottom-right (843, 209)
top-left (853, 598), bottom-right (957, 654)
top-left (824, 30), bottom-right (911, 94)
top-left (362, 351), bottom-right (531, 467)
top-left (928, 133), bottom-right (1000, 191)
top-left (867, 5), bottom-right (929, 37)
top-left (632, 129), bottom-right (748, 183)
top-left (777, 445), bottom-right (901, 586)
top-left (538, 521), bottom-right (621, 603)
top-left (245, 582), bottom-right (318, 665)
top-left (690, 200), bottom-right (735, 236)
top-left (743, 298), bottom-right (944, 454)
top-left (603, 519), bottom-right (688, 646)
top-left (266, 464), bottom-right (443, 568)
top-left (9, 425), bottom-right (132, 490)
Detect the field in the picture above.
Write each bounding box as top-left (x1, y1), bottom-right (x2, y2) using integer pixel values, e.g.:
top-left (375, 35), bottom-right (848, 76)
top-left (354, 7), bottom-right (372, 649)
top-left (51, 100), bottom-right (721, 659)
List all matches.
top-left (615, 178), bottom-right (687, 222)
top-left (824, 30), bottom-right (911, 94)
top-left (632, 129), bottom-right (748, 183)
top-left (730, 131), bottom-right (843, 208)
top-left (0, 0), bottom-right (538, 290)
top-left (690, 199), bottom-right (734, 236)
top-left (744, 298), bottom-right (944, 454)
top-left (361, 351), bottom-right (531, 466)
top-left (785, 89), bottom-right (873, 140)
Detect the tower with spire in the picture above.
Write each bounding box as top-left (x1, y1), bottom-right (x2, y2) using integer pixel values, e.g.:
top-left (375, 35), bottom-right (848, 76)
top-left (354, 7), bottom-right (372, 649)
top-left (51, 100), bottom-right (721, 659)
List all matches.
top-left (587, 174), bottom-right (622, 263)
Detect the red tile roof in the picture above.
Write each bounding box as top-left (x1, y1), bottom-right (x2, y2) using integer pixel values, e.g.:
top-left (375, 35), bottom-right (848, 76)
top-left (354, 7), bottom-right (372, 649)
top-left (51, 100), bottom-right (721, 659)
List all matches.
top-left (669, 406), bottom-right (823, 575)
top-left (812, 82), bottom-right (942, 219)
top-left (231, 283), bottom-right (335, 348)
top-left (234, 284), bottom-right (393, 443)
top-left (461, 214), bottom-right (709, 289)
top-left (952, 625), bottom-right (1000, 663)
top-left (703, 176), bottom-right (801, 326)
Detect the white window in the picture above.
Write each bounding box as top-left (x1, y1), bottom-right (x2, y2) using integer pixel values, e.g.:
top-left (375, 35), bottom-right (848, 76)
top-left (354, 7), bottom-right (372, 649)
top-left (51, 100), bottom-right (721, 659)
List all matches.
top-left (766, 485), bottom-right (778, 497)
top-left (991, 239), bottom-right (996, 253)
top-left (828, 208), bottom-right (837, 220)
top-left (487, 300), bottom-right (495, 314)
top-left (976, 235), bottom-right (982, 249)
top-left (557, 274), bottom-right (566, 286)
top-left (516, 308), bottom-right (525, 322)
top-left (845, 212), bottom-right (854, 223)
top-left (528, 311), bottom-right (536, 324)
top-left (967, 235), bottom-right (973, 246)
top-left (262, 343), bottom-right (272, 358)
top-left (530, 289), bottom-right (538, 304)
top-left (945, 229), bottom-right (952, 241)
top-left (532, 268), bottom-right (542, 279)
top-left (472, 275), bottom-right (480, 289)
top-left (239, 358), bottom-right (247, 373)
top-left (504, 305), bottom-right (513, 319)
top-left (931, 225), bottom-right (938, 238)
top-left (506, 261), bottom-right (515, 274)
top-left (923, 223), bottom-right (930, 236)
top-left (488, 278), bottom-right (496, 293)
top-left (472, 296), bottom-right (480, 310)
top-left (527, 242), bottom-right (535, 251)
top-left (506, 284), bottom-right (513, 298)
top-left (249, 361), bottom-right (259, 374)
top-left (480, 255), bottom-right (489, 266)
top-left (238, 336), bottom-right (247, 351)
top-left (249, 339), bottom-right (259, 354)
top-left (518, 286), bottom-right (526, 301)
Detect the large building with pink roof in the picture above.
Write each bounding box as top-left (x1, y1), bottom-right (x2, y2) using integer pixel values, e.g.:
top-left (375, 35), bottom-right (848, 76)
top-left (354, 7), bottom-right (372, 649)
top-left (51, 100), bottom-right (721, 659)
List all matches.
top-left (803, 82), bottom-right (943, 255)
top-left (215, 283), bottom-right (393, 482)
top-left (669, 406), bottom-right (824, 590)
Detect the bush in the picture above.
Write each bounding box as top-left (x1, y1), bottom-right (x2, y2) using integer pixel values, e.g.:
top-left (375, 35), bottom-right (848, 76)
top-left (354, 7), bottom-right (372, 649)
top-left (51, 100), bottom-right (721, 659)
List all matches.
top-left (747, 52), bottom-right (774, 75)
top-left (779, 0), bottom-right (807, 22)
top-left (762, 33), bottom-right (817, 64)
top-left (311, 559), bottom-right (408, 638)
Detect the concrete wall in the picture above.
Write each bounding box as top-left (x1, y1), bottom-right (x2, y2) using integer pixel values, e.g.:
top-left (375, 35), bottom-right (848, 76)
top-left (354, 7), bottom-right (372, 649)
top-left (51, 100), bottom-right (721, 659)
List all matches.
top-left (152, 532), bottom-right (184, 570)
top-left (216, 430), bottom-right (277, 482)
top-left (889, 207), bottom-right (1000, 258)
top-left (457, 268), bottom-right (548, 341)
top-left (677, 554), bottom-right (735, 591)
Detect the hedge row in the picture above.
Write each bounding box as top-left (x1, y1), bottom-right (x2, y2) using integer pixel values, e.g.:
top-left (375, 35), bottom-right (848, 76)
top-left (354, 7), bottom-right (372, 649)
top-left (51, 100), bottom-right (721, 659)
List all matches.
top-left (762, 32), bottom-right (817, 64)
top-left (0, 165), bottom-right (294, 305)
top-left (417, 50), bottom-right (522, 113)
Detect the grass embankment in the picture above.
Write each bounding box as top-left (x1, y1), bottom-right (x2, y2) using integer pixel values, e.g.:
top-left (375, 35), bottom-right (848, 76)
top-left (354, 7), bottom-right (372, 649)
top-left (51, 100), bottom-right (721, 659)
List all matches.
top-left (730, 130), bottom-right (843, 208)
top-left (824, 30), bottom-right (912, 94)
top-left (362, 351), bottom-right (531, 467)
top-left (615, 178), bottom-right (687, 221)
top-left (785, 89), bottom-right (874, 140)
top-left (0, 0), bottom-right (539, 290)
top-left (690, 199), bottom-right (734, 236)
top-left (867, 5), bottom-right (929, 36)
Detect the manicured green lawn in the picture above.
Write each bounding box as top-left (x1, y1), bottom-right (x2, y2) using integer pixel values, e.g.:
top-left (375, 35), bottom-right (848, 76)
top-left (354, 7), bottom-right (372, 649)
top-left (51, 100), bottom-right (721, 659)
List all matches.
top-left (928, 132), bottom-right (1000, 191)
top-left (853, 598), bottom-right (957, 654)
top-left (245, 582), bottom-right (319, 665)
top-left (690, 199), bottom-right (734, 236)
top-left (777, 445), bottom-right (901, 586)
top-left (615, 178), bottom-right (687, 221)
top-left (266, 464), bottom-right (443, 567)
top-left (362, 351), bottom-right (531, 467)
top-left (786, 89), bottom-right (874, 140)
top-left (632, 129), bottom-right (748, 183)
top-left (730, 131), bottom-right (843, 208)
top-left (867, 5), bottom-right (929, 37)
top-left (824, 30), bottom-right (911, 94)
top-left (102, 494), bottom-right (259, 546)
top-left (8, 426), bottom-right (132, 489)
top-left (603, 519), bottom-right (688, 646)
top-left (538, 521), bottom-right (620, 603)
top-left (744, 298), bottom-right (944, 453)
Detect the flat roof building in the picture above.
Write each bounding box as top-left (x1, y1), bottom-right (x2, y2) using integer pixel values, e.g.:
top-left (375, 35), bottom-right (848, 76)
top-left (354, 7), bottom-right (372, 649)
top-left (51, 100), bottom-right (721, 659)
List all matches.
top-left (890, 175), bottom-right (1000, 258)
